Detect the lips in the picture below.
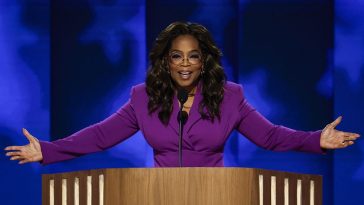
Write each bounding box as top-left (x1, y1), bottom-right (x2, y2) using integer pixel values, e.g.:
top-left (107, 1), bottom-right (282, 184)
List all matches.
top-left (178, 71), bottom-right (192, 79)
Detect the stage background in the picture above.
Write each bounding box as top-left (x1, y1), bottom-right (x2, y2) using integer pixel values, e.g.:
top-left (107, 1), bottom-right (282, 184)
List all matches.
top-left (0, 0), bottom-right (362, 204)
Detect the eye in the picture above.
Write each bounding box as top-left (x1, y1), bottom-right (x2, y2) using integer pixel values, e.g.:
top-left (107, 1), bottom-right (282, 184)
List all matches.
top-left (170, 53), bottom-right (182, 59)
top-left (189, 54), bottom-right (201, 59)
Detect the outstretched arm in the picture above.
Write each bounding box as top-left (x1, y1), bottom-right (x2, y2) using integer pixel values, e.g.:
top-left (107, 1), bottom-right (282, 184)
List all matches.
top-left (234, 85), bottom-right (359, 153)
top-left (4, 87), bottom-right (140, 165)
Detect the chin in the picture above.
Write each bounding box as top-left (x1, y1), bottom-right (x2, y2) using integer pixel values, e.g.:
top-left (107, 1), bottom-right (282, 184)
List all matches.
top-left (176, 80), bottom-right (198, 90)
top-left (177, 82), bottom-right (192, 88)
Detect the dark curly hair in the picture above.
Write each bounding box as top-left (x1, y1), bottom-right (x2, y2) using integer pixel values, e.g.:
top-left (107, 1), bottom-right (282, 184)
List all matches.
top-left (146, 22), bottom-right (226, 125)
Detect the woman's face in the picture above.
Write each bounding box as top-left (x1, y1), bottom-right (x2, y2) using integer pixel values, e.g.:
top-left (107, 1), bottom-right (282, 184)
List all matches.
top-left (168, 35), bottom-right (203, 91)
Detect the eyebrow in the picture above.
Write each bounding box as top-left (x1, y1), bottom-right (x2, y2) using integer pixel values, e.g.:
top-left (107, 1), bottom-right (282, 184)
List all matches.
top-left (169, 49), bottom-right (201, 53)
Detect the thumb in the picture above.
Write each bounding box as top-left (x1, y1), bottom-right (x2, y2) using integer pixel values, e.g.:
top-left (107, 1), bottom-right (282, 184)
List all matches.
top-left (329, 116), bottom-right (342, 129)
top-left (22, 128), bottom-right (36, 143)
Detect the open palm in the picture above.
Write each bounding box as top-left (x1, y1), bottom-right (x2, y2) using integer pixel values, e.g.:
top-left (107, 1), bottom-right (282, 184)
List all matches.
top-left (5, 128), bottom-right (43, 164)
top-left (320, 116), bottom-right (360, 149)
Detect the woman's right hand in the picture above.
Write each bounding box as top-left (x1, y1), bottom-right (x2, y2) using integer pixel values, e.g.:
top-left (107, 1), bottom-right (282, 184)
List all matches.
top-left (4, 128), bottom-right (43, 164)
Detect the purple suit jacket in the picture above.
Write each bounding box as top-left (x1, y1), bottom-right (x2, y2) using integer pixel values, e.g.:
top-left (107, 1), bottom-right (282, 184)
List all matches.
top-left (40, 81), bottom-right (323, 167)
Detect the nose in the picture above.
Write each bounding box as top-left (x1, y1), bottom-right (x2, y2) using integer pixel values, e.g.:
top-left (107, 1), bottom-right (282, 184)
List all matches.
top-left (181, 57), bottom-right (190, 66)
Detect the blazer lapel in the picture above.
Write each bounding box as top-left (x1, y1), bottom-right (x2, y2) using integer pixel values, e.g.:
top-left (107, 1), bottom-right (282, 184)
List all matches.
top-left (168, 94), bottom-right (180, 135)
top-left (168, 82), bottom-right (203, 147)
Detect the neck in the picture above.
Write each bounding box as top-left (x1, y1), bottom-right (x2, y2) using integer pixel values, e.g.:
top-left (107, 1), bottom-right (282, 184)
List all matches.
top-left (187, 86), bottom-right (197, 95)
top-left (177, 83), bottom-right (198, 95)
top-left (175, 79), bottom-right (199, 93)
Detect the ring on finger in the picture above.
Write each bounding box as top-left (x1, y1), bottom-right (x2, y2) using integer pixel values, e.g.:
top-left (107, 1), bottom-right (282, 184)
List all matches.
top-left (342, 140), bottom-right (352, 146)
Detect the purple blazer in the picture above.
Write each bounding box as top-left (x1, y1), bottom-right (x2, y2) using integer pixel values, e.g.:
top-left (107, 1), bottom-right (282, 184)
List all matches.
top-left (40, 81), bottom-right (323, 167)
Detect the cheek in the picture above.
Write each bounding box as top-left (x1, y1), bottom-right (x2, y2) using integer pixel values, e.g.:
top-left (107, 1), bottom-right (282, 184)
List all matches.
top-left (168, 66), bottom-right (178, 77)
top-left (168, 63), bottom-right (176, 73)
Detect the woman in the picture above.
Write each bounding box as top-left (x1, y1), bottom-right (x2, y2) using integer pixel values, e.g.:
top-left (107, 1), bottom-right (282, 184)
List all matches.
top-left (4, 22), bottom-right (360, 166)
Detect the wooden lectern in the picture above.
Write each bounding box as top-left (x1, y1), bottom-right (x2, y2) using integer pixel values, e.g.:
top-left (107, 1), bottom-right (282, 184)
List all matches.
top-left (42, 168), bottom-right (322, 205)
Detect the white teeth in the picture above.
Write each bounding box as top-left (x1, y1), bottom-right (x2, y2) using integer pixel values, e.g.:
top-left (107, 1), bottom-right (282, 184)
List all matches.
top-left (178, 71), bottom-right (192, 79)
top-left (179, 71), bottom-right (192, 74)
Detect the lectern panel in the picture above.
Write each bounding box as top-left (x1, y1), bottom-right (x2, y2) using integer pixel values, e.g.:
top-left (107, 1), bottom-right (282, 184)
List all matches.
top-left (42, 168), bottom-right (322, 205)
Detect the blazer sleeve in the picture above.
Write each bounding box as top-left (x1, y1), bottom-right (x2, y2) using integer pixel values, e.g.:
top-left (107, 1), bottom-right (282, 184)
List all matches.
top-left (234, 85), bottom-right (324, 154)
top-left (39, 87), bottom-right (140, 165)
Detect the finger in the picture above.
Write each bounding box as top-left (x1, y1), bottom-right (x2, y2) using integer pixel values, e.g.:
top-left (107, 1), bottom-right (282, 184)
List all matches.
top-left (329, 116), bottom-right (342, 129)
top-left (23, 128), bottom-right (36, 143)
top-left (339, 141), bottom-right (349, 148)
top-left (344, 136), bottom-right (360, 141)
top-left (19, 159), bottom-right (30, 164)
top-left (5, 151), bottom-right (22, 157)
top-left (344, 132), bottom-right (360, 139)
top-left (339, 140), bottom-right (355, 148)
top-left (4, 146), bottom-right (23, 151)
top-left (10, 156), bottom-right (25, 160)
top-left (342, 140), bottom-right (355, 145)
top-left (338, 132), bottom-right (361, 141)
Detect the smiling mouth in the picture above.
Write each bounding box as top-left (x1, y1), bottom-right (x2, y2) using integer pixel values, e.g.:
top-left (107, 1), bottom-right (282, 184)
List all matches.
top-left (178, 71), bottom-right (192, 79)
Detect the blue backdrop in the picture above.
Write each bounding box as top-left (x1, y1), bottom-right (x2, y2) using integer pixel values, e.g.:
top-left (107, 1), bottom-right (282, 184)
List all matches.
top-left (0, 0), bottom-right (362, 204)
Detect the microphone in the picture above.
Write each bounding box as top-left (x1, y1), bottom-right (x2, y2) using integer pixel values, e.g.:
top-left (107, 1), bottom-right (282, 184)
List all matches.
top-left (177, 111), bottom-right (188, 125)
top-left (177, 88), bottom-right (188, 105)
top-left (177, 88), bottom-right (188, 167)
top-left (177, 88), bottom-right (188, 124)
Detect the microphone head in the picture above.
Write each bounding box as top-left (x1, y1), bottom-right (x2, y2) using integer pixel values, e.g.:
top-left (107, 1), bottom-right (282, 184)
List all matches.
top-left (177, 111), bottom-right (188, 125)
top-left (177, 88), bottom-right (188, 105)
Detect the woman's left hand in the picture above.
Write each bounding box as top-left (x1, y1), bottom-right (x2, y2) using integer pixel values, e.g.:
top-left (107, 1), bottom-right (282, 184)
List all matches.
top-left (320, 116), bottom-right (360, 149)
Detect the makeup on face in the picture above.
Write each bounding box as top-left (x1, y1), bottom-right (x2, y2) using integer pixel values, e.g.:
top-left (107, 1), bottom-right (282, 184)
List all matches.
top-left (168, 35), bottom-right (203, 91)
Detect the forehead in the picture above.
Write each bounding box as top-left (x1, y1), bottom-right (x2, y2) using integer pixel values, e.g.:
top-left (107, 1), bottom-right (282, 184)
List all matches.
top-left (170, 35), bottom-right (200, 51)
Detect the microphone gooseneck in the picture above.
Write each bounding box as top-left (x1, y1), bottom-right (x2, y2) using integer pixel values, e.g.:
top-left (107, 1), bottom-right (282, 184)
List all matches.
top-left (177, 88), bottom-right (189, 167)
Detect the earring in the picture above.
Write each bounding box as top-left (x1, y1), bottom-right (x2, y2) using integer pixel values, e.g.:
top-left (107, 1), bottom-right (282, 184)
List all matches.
top-left (166, 64), bottom-right (171, 74)
top-left (167, 67), bottom-right (170, 74)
